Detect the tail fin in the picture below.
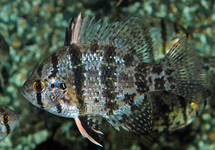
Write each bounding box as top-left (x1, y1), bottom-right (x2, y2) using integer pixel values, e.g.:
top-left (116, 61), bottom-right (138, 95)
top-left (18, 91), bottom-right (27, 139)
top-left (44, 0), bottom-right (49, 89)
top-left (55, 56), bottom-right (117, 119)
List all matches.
top-left (162, 37), bottom-right (207, 104)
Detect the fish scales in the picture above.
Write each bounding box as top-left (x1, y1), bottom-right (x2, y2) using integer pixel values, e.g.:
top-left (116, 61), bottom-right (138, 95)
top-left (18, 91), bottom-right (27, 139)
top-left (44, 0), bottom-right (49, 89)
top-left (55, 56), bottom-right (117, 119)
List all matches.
top-left (30, 43), bottom-right (148, 115)
top-left (22, 14), bottom-right (207, 146)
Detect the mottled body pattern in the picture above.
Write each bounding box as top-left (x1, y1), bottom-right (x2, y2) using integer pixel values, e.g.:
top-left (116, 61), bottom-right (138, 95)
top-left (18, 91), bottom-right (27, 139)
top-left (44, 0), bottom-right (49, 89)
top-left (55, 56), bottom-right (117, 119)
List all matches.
top-left (0, 105), bottom-right (19, 142)
top-left (22, 14), bottom-right (207, 146)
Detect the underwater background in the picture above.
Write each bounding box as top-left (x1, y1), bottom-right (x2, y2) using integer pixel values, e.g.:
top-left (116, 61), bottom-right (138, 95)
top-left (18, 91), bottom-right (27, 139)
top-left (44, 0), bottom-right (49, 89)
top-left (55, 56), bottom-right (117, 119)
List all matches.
top-left (0, 0), bottom-right (215, 149)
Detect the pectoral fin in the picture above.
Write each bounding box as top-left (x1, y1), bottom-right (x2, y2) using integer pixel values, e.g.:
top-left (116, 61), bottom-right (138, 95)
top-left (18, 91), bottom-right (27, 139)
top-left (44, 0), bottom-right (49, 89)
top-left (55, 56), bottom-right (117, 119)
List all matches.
top-left (74, 116), bottom-right (103, 147)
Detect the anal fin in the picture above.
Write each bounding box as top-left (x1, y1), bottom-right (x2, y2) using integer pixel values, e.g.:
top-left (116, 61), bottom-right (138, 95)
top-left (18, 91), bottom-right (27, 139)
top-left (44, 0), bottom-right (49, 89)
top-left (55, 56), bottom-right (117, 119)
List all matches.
top-left (74, 116), bottom-right (103, 147)
top-left (105, 93), bottom-right (153, 136)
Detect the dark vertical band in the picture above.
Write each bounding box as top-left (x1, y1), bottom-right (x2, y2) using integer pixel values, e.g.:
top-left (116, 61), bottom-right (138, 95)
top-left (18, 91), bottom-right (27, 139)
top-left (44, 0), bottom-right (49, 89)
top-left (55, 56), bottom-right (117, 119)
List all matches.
top-left (5, 123), bottom-right (10, 135)
top-left (135, 63), bottom-right (151, 94)
top-left (69, 44), bottom-right (86, 113)
top-left (48, 53), bottom-right (58, 78)
top-left (37, 93), bottom-right (44, 108)
top-left (101, 46), bottom-right (118, 114)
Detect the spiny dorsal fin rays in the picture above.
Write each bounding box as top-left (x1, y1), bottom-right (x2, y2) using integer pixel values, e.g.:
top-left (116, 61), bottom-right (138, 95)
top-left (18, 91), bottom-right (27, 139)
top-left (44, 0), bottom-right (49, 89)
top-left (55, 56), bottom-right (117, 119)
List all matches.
top-left (64, 17), bottom-right (74, 46)
top-left (74, 117), bottom-right (102, 147)
top-left (64, 28), bottom-right (70, 46)
top-left (163, 37), bottom-right (207, 104)
top-left (81, 16), bottom-right (98, 43)
top-left (72, 13), bottom-right (82, 44)
top-left (67, 13), bottom-right (155, 63)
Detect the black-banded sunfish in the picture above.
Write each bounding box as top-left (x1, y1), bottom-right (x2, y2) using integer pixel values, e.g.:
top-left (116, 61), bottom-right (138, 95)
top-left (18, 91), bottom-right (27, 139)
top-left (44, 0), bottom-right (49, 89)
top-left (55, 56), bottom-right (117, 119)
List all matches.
top-left (0, 105), bottom-right (19, 142)
top-left (22, 14), bottom-right (207, 146)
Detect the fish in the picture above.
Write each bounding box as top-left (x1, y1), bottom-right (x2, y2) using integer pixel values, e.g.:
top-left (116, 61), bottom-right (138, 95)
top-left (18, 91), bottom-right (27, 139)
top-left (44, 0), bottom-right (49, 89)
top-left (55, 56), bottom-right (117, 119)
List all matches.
top-left (0, 35), bottom-right (20, 143)
top-left (0, 105), bottom-right (20, 142)
top-left (22, 14), bottom-right (207, 146)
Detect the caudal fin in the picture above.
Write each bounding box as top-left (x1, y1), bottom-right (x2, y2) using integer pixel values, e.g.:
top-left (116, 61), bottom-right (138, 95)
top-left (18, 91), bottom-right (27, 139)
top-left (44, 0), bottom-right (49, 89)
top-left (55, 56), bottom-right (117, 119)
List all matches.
top-left (162, 37), bottom-right (207, 104)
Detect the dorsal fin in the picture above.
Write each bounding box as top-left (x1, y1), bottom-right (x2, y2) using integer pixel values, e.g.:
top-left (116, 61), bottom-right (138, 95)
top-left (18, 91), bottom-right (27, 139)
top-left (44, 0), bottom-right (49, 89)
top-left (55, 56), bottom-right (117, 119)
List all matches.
top-left (65, 13), bottom-right (155, 63)
top-left (64, 17), bottom-right (74, 46)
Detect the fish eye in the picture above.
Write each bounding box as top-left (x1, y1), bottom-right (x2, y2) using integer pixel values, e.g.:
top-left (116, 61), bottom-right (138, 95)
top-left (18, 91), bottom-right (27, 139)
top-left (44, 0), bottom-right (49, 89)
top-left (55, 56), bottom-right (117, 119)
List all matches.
top-left (1, 114), bottom-right (10, 124)
top-left (33, 80), bottom-right (45, 93)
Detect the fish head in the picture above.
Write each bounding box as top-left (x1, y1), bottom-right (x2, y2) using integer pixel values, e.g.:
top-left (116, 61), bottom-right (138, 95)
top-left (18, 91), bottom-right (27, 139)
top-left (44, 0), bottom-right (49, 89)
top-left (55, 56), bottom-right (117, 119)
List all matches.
top-left (22, 51), bottom-right (80, 117)
top-left (0, 106), bottom-right (19, 142)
